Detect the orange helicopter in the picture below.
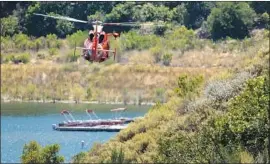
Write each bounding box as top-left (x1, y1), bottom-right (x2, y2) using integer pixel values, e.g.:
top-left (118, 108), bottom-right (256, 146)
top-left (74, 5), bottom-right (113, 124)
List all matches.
top-left (34, 13), bottom-right (156, 63)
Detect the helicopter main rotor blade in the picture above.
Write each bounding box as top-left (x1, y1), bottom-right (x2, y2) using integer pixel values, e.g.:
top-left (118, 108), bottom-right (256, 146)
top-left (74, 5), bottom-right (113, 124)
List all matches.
top-left (34, 13), bottom-right (88, 24)
top-left (102, 22), bottom-right (165, 27)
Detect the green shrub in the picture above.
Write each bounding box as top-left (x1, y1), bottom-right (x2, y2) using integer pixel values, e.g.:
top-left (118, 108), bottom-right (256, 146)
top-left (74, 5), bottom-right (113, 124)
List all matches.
top-left (3, 54), bottom-right (15, 63)
top-left (150, 46), bottom-right (163, 63)
top-left (110, 147), bottom-right (125, 164)
top-left (165, 26), bottom-right (196, 52)
top-left (175, 74), bottom-right (204, 98)
top-left (66, 30), bottom-right (87, 48)
top-left (155, 88), bottom-right (165, 103)
top-left (16, 53), bottom-right (30, 63)
top-left (37, 53), bottom-right (46, 59)
top-left (121, 31), bottom-right (159, 50)
top-left (66, 50), bottom-right (80, 62)
top-left (162, 53), bottom-right (172, 66)
top-left (216, 76), bottom-right (269, 153)
top-left (14, 33), bottom-right (29, 50)
top-left (260, 12), bottom-right (269, 28)
top-left (48, 48), bottom-right (58, 56)
top-left (72, 152), bottom-right (87, 163)
top-left (46, 34), bottom-right (60, 48)
top-left (34, 38), bottom-right (43, 51)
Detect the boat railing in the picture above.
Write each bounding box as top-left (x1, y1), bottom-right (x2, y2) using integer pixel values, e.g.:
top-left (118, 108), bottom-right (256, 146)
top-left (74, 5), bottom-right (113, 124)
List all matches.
top-left (61, 110), bottom-right (75, 122)
top-left (86, 109), bottom-right (99, 120)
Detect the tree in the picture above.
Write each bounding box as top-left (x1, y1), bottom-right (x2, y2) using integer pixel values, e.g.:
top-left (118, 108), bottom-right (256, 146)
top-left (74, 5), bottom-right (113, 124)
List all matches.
top-left (250, 1), bottom-right (270, 14)
top-left (132, 3), bottom-right (156, 22)
top-left (88, 11), bottom-right (106, 22)
top-left (21, 141), bottom-right (65, 164)
top-left (155, 5), bottom-right (173, 22)
top-left (40, 144), bottom-right (64, 164)
top-left (0, 15), bottom-right (19, 36)
top-left (184, 2), bottom-right (216, 29)
top-left (56, 19), bottom-right (74, 37)
top-left (172, 4), bottom-right (187, 25)
top-left (207, 2), bottom-right (256, 40)
top-left (21, 141), bottom-right (41, 163)
top-left (105, 2), bottom-right (135, 22)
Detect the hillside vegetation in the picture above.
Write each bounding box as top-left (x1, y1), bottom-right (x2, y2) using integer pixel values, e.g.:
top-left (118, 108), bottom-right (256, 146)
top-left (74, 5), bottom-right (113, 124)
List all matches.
top-left (2, 29), bottom-right (268, 104)
top-left (1, 2), bottom-right (269, 163)
top-left (70, 29), bottom-right (269, 163)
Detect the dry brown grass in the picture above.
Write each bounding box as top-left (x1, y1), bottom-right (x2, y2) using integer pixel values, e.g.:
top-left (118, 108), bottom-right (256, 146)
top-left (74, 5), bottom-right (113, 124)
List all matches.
top-left (2, 29), bottom-right (268, 103)
top-left (1, 60), bottom-right (225, 103)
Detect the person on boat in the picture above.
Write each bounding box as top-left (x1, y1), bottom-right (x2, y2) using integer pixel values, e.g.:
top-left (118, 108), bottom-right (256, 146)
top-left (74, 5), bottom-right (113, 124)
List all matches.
top-left (81, 140), bottom-right (85, 149)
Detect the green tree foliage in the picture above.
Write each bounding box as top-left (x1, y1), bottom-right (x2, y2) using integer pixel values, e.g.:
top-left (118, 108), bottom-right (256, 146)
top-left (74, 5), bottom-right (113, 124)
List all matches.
top-left (171, 4), bottom-right (187, 25)
top-left (56, 19), bottom-right (74, 37)
top-left (2, 1), bottom-right (266, 40)
top-left (207, 2), bottom-right (256, 40)
top-left (184, 2), bottom-right (216, 29)
top-left (40, 144), bottom-right (64, 164)
top-left (121, 31), bottom-right (159, 50)
top-left (155, 5), bottom-right (173, 22)
top-left (157, 74), bottom-right (269, 163)
top-left (21, 141), bottom-right (64, 164)
top-left (216, 75), bottom-right (269, 155)
top-left (105, 2), bottom-right (135, 22)
top-left (48, 48), bottom-right (58, 56)
top-left (250, 1), bottom-right (270, 14)
top-left (132, 3), bottom-right (155, 22)
top-left (88, 11), bottom-right (106, 22)
top-left (21, 141), bottom-right (41, 163)
top-left (258, 12), bottom-right (270, 28)
top-left (0, 15), bottom-right (19, 36)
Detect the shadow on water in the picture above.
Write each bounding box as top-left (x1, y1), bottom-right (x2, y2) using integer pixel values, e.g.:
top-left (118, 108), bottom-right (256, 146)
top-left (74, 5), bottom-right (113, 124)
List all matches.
top-left (1, 102), bottom-right (151, 116)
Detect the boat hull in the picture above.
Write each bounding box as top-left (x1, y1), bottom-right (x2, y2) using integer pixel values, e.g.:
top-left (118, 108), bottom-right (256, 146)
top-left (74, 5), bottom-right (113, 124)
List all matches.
top-left (52, 124), bottom-right (127, 132)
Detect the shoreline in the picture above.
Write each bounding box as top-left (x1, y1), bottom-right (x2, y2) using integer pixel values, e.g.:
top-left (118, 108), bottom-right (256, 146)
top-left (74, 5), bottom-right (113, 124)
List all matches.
top-left (1, 99), bottom-right (156, 106)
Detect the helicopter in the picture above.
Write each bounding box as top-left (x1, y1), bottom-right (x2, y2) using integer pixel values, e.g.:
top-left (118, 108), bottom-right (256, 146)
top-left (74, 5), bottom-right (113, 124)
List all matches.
top-left (34, 13), bottom-right (159, 63)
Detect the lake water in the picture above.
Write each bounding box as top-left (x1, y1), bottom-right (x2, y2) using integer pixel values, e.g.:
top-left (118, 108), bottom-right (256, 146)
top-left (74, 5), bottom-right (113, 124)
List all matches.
top-left (1, 102), bottom-right (150, 163)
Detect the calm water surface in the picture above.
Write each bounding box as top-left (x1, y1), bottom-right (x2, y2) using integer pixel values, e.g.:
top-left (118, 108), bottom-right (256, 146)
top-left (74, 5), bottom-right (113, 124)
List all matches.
top-left (1, 102), bottom-right (150, 163)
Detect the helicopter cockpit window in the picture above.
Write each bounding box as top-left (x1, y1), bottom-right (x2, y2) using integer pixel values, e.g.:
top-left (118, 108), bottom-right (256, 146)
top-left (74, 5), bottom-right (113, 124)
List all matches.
top-left (99, 33), bottom-right (104, 43)
top-left (89, 33), bottom-right (94, 42)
